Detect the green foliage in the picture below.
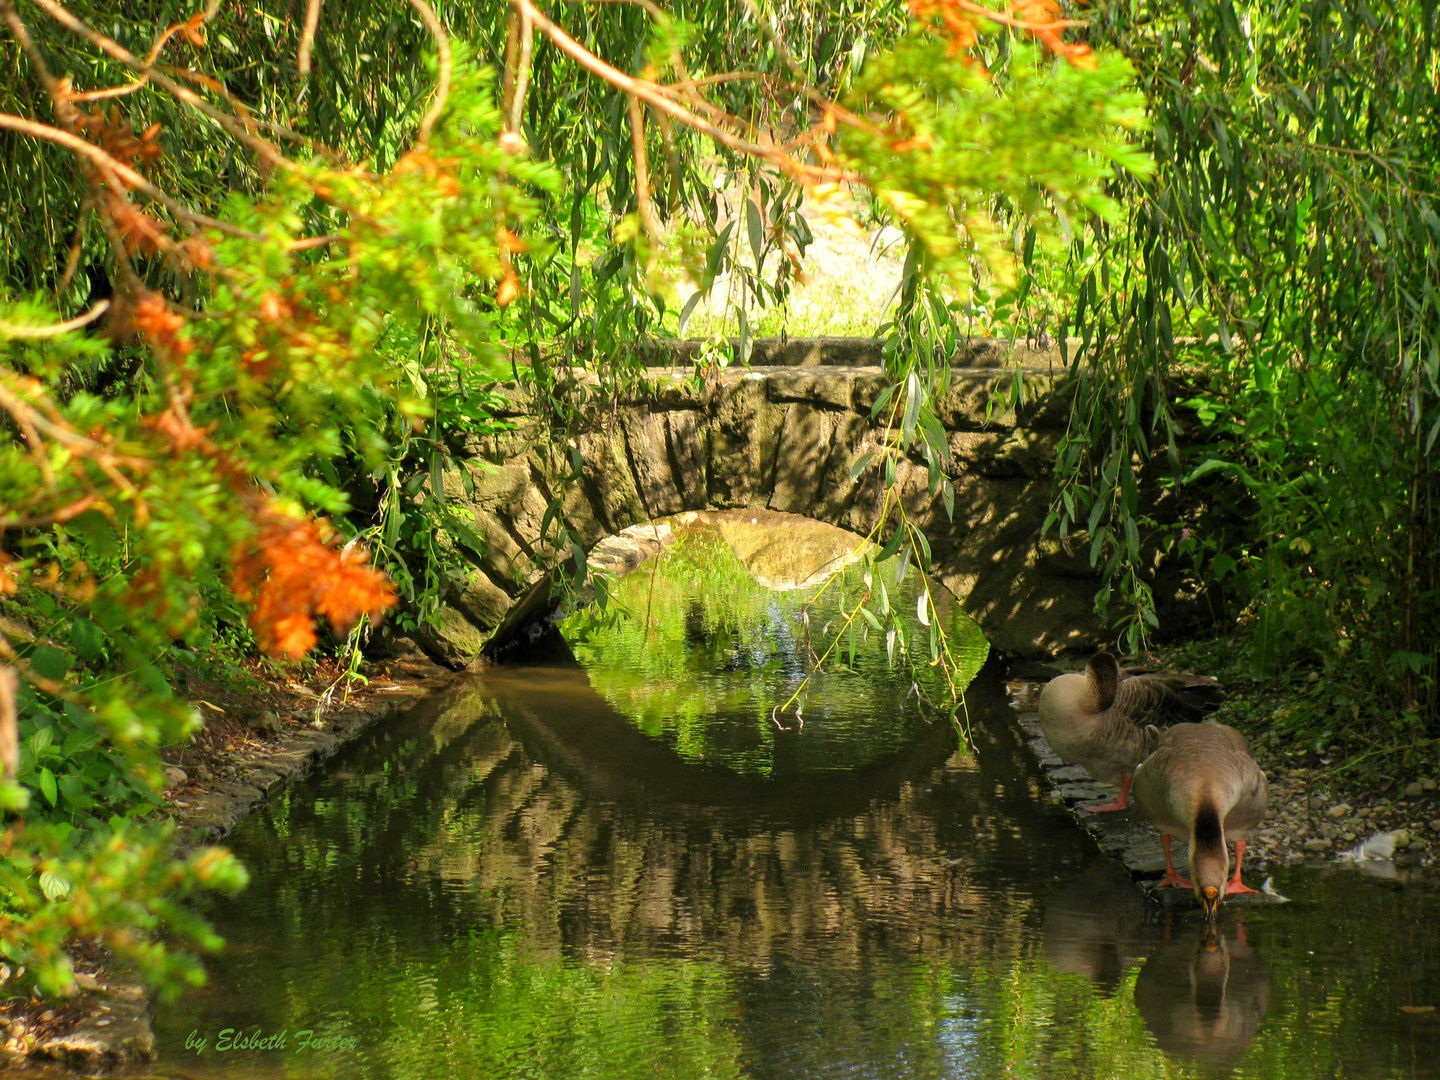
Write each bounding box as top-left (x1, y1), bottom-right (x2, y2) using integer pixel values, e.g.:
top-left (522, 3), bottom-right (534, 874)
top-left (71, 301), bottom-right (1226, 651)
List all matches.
top-left (1041, 0), bottom-right (1440, 732)
top-left (0, 822), bottom-right (247, 1000)
top-left (0, 39), bottom-right (558, 995)
top-left (0, 0), bottom-right (1146, 1000)
top-left (843, 40), bottom-right (1151, 288)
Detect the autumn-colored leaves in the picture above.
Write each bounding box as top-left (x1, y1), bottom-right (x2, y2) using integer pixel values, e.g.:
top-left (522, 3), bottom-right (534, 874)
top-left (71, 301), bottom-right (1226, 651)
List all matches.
top-left (231, 509), bottom-right (396, 660)
top-left (127, 292), bottom-right (397, 660)
top-left (910, 0), bottom-right (1095, 67)
top-left (0, 106), bottom-right (400, 667)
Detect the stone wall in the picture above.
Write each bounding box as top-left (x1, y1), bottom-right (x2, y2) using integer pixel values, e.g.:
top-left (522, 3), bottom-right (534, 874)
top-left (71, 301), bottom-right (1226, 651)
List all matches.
top-left (412, 337), bottom-right (1196, 667)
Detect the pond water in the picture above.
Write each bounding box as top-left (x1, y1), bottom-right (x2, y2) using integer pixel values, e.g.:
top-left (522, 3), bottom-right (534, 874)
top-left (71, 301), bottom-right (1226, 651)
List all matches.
top-left (148, 514), bottom-right (1440, 1079)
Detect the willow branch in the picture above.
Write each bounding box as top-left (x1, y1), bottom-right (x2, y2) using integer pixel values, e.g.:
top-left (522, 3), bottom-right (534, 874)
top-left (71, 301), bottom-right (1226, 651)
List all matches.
top-left (297, 0), bottom-right (324, 78)
top-left (628, 96), bottom-right (661, 240)
top-left (0, 495), bottom-right (104, 531)
top-left (0, 113), bottom-right (264, 240)
top-left (28, 0), bottom-right (293, 170)
top-left (0, 374), bottom-right (147, 502)
top-left (0, 0), bottom-right (61, 94)
top-left (288, 233), bottom-right (344, 251)
top-left (64, 79), bottom-right (149, 102)
top-left (0, 300), bottom-right (109, 339)
top-left (512, 0), bottom-right (783, 161)
top-left (555, 0), bottom-right (706, 109)
top-left (948, 0), bottom-right (1085, 35)
top-left (161, 65), bottom-right (345, 160)
top-left (404, 0), bottom-right (451, 145)
top-left (511, 10), bottom-right (533, 133)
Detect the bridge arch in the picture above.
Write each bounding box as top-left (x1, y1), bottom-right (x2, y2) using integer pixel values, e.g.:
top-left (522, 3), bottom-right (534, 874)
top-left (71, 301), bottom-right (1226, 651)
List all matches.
top-left (410, 338), bottom-right (1172, 667)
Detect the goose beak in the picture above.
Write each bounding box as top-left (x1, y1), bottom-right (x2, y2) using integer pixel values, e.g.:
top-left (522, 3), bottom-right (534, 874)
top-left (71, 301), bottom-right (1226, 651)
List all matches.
top-left (1200, 885), bottom-right (1222, 926)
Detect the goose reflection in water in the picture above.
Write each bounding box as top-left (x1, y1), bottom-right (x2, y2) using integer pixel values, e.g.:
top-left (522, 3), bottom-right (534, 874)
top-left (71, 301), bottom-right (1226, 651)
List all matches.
top-left (1042, 859), bottom-right (1161, 996)
top-left (1134, 916), bottom-right (1272, 1066)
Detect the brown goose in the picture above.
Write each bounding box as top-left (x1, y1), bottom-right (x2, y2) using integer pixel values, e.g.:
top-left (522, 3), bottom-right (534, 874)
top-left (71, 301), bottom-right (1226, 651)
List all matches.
top-left (1131, 721), bottom-right (1269, 922)
top-left (1037, 653), bottom-right (1224, 813)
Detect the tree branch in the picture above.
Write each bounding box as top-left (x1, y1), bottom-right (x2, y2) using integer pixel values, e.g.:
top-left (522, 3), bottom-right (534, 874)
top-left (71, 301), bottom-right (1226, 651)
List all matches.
top-left (0, 300), bottom-right (109, 338)
top-left (404, 0), bottom-right (452, 146)
top-left (0, 112), bottom-right (264, 240)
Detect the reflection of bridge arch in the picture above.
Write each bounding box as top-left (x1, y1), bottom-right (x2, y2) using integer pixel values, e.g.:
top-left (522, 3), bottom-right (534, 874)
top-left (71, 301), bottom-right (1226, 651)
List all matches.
top-left (415, 338), bottom-right (1143, 666)
top-left (253, 669), bottom-right (1088, 977)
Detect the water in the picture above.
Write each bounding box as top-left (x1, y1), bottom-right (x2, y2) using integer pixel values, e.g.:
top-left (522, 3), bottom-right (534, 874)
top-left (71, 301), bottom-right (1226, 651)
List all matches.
top-left (148, 517), bottom-right (1440, 1078)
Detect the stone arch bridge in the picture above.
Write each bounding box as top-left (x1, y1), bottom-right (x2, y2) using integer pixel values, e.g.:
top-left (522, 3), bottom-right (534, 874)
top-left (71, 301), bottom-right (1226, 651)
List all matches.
top-left (410, 337), bottom-right (1197, 667)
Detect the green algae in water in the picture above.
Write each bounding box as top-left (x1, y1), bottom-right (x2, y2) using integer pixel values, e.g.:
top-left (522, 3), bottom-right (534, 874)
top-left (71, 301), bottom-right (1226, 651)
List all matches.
top-left (561, 524), bottom-right (989, 778)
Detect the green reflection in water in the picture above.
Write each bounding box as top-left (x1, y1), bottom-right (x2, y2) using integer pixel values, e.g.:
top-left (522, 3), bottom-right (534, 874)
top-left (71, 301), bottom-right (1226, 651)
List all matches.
top-left (149, 675), bottom-right (1440, 1080)
top-left (562, 521), bottom-right (989, 777)
top-left (147, 516), bottom-right (1440, 1079)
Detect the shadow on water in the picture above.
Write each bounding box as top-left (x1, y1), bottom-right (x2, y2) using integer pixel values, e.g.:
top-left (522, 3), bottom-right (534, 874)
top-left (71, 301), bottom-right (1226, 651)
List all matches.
top-left (1042, 858), bottom-right (1162, 997)
top-left (143, 515), bottom-right (1440, 1079)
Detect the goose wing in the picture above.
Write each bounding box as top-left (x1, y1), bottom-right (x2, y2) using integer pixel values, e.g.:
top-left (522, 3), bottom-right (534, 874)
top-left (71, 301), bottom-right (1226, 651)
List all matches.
top-left (1114, 672), bottom-right (1225, 727)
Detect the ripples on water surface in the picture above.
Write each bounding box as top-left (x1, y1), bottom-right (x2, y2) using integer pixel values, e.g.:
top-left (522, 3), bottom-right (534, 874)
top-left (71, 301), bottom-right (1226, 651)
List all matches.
top-left (150, 514), bottom-right (1440, 1079)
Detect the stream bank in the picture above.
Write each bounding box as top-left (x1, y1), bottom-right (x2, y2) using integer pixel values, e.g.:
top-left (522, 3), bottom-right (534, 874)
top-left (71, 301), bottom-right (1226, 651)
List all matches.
top-left (1, 651), bottom-right (458, 1074)
top-left (1007, 658), bottom-right (1440, 890)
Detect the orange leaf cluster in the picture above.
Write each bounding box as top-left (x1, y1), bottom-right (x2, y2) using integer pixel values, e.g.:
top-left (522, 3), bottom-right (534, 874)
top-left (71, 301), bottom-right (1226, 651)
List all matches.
top-left (0, 553), bottom-right (17, 597)
top-left (231, 508), bottom-right (397, 660)
top-left (111, 201), bottom-right (171, 257)
top-left (177, 12), bottom-right (207, 47)
top-left (129, 293), bottom-right (191, 359)
top-left (71, 106), bottom-right (164, 182)
top-left (142, 407), bottom-right (215, 454)
top-left (910, 0), bottom-right (1093, 66)
top-left (910, 0), bottom-right (981, 57)
top-left (1009, 0), bottom-right (1094, 65)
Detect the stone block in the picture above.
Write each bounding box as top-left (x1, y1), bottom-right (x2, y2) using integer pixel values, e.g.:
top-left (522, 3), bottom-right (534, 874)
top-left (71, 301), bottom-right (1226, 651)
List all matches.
top-left (1014, 371), bottom-right (1072, 429)
top-left (936, 372), bottom-right (1016, 431)
top-left (412, 601), bottom-right (490, 669)
top-left (236, 766), bottom-right (287, 797)
top-left (622, 409), bottom-right (686, 518)
top-left (768, 404), bottom-right (841, 517)
top-left (850, 371), bottom-right (890, 415)
top-left (707, 373), bottom-right (778, 508)
top-left (576, 427), bottom-right (648, 534)
top-left (665, 409), bottom-right (708, 510)
top-left (810, 413), bottom-right (871, 525)
top-left (765, 369), bottom-right (856, 409)
top-left (451, 570), bottom-right (514, 633)
top-left (750, 336), bottom-right (884, 367)
top-left (637, 371), bottom-right (708, 408)
top-left (460, 506), bottom-right (537, 592)
top-left (948, 430), bottom-right (1059, 479)
top-left (443, 461), bottom-right (530, 509)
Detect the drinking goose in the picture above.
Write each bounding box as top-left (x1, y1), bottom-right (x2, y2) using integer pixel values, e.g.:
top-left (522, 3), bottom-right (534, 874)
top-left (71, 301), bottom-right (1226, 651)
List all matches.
top-left (1037, 653), bottom-right (1225, 812)
top-left (1131, 721), bottom-right (1269, 923)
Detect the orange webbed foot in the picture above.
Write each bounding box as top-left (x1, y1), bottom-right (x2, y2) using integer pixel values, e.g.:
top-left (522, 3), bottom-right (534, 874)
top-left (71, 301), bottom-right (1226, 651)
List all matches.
top-left (1083, 800), bottom-right (1129, 813)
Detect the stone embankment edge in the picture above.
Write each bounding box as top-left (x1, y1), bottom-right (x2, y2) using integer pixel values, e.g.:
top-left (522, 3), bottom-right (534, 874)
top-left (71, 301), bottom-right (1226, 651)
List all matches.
top-left (166, 673), bottom-right (455, 852)
top-left (1007, 676), bottom-right (1281, 912)
top-left (21, 670), bottom-right (458, 1075)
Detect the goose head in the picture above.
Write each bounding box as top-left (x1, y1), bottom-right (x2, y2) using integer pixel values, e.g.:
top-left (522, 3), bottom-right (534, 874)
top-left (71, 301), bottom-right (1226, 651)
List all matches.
top-left (1038, 652), bottom-right (1121, 720)
top-left (1191, 847), bottom-right (1229, 925)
